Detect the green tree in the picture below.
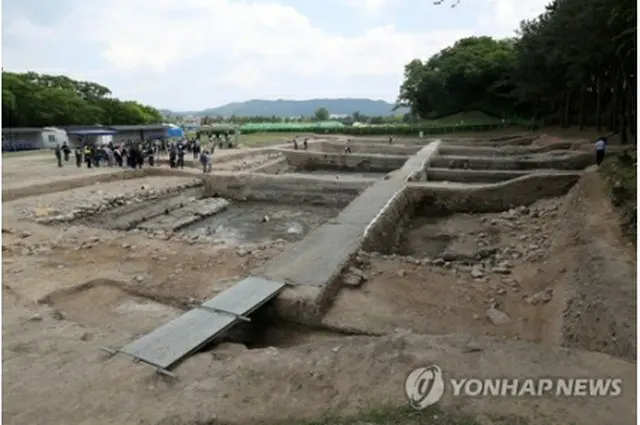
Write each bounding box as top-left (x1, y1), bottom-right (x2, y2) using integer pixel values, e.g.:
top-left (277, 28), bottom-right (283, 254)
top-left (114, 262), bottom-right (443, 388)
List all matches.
top-left (314, 107), bottom-right (330, 121)
top-left (398, 0), bottom-right (636, 142)
top-left (397, 37), bottom-right (517, 119)
top-left (2, 71), bottom-right (164, 127)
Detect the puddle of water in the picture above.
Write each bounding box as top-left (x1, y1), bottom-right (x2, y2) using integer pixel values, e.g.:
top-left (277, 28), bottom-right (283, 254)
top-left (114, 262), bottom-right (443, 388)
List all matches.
top-left (179, 201), bottom-right (339, 245)
top-left (286, 169), bottom-right (388, 179)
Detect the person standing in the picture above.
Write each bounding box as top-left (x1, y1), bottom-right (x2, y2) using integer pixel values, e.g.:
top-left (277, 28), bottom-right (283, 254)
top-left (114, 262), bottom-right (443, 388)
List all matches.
top-left (205, 150), bottom-right (213, 173)
top-left (62, 142), bottom-right (71, 162)
top-left (595, 137), bottom-right (607, 166)
top-left (193, 138), bottom-right (201, 159)
top-left (169, 144), bottom-right (177, 168)
top-left (136, 144), bottom-right (144, 168)
top-left (177, 143), bottom-right (185, 169)
top-left (147, 144), bottom-right (155, 167)
top-left (54, 145), bottom-right (63, 167)
top-left (93, 146), bottom-right (101, 167)
top-left (74, 146), bottom-right (83, 167)
top-left (84, 145), bottom-right (93, 168)
top-left (114, 146), bottom-right (123, 167)
top-left (199, 149), bottom-right (208, 173)
top-left (344, 138), bottom-right (352, 153)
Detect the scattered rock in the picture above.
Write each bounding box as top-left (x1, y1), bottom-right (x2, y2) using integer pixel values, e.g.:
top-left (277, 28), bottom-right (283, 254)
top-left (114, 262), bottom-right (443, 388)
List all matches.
top-left (470, 267), bottom-right (484, 278)
top-left (492, 266), bottom-right (511, 275)
top-left (526, 288), bottom-right (554, 305)
top-left (486, 307), bottom-right (511, 325)
top-left (51, 309), bottom-right (66, 320)
top-left (286, 223), bottom-right (303, 235)
top-left (28, 313), bottom-right (42, 322)
top-left (397, 269), bottom-right (406, 277)
top-left (19, 231), bottom-right (31, 239)
top-left (33, 207), bottom-right (57, 218)
top-left (343, 267), bottom-right (367, 287)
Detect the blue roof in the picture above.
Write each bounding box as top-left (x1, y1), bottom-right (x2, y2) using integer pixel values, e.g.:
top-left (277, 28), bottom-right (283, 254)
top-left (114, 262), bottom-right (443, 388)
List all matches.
top-left (67, 129), bottom-right (118, 136)
top-left (167, 127), bottom-right (184, 138)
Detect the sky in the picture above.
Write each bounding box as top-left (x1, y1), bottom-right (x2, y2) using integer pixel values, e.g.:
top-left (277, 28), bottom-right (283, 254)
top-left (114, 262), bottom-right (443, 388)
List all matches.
top-left (2, 0), bottom-right (550, 111)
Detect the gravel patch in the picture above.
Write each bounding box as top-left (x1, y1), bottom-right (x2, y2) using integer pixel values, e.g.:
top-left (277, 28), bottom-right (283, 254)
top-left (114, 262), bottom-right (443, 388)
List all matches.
top-left (4, 177), bottom-right (201, 222)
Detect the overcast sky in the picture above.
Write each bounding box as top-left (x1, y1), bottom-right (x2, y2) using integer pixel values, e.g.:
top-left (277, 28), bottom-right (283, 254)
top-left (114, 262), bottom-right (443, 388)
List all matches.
top-left (3, 0), bottom-right (549, 110)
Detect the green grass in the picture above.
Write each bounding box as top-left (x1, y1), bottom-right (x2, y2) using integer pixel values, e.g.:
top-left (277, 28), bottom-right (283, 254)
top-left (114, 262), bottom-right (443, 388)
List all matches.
top-left (599, 149), bottom-right (637, 244)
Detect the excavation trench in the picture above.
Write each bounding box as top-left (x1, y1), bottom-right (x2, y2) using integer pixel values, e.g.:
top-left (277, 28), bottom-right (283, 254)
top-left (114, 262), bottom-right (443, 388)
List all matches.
top-left (75, 189), bottom-right (345, 245)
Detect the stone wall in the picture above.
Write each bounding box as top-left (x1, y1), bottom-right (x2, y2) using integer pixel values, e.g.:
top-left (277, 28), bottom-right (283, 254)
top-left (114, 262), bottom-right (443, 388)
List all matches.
top-left (283, 150), bottom-right (408, 173)
top-left (426, 168), bottom-right (531, 183)
top-left (430, 152), bottom-right (593, 170)
top-left (406, 172), bottom-right (581, 213)
top-left (324, 135), bottom-right (427, 145)
top-left (202, 172), bottom-right (372, 206)
top-left (249, 157), bottom-right (290, 174)
top-left (445, 135), bottom-right (539, 147)
top-left (360, 187), bottom-right (418, 254)
top-left (398, 140), bottom-right (442, 182)
top-left (319, 141), bottom-right (421, 156)
top-left (359, 141), bottom-right (442, 252)
top-left (437, 143), bottom-right (577, 157)
top-left (269, 268), bottom-right (349, 324)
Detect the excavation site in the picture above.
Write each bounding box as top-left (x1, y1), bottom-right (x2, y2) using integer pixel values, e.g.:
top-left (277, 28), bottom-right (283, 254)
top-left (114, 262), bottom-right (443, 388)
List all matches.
top-left (2, 134), bottom-right (636, 425)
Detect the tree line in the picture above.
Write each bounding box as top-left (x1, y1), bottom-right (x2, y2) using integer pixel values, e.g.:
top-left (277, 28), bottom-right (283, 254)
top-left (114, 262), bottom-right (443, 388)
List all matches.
top-left (399, 0), bottom-right (636, 142)
top-left (197, 109), bottom-right (406, 126)
top-left (2, 71), bottom-right (164, 128)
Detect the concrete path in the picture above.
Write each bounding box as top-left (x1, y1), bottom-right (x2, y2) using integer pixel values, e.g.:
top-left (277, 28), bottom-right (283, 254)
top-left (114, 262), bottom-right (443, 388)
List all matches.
top-left (255, 141), bottom-right (442, 291)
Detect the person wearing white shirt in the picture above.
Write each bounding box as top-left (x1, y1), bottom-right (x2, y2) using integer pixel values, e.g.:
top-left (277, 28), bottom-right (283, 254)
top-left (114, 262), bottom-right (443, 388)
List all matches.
top-left (595, 137), bottom-right (607, 166)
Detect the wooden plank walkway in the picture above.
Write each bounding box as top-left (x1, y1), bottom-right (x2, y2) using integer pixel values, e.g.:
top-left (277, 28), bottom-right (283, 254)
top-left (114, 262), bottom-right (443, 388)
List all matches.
top-left (113, 277), bottom-right (285, 371)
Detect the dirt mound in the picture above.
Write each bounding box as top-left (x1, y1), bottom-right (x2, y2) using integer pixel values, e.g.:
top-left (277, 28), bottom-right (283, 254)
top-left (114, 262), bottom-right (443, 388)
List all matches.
top-left (520, 169), bottom-right (636, 360)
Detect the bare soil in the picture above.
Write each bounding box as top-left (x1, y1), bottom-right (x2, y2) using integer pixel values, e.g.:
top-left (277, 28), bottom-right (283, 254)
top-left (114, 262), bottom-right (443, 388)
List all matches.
top-left (1, 142), bottom-right (636, 425)
top-left (324, 198), bottom-right (562, 343)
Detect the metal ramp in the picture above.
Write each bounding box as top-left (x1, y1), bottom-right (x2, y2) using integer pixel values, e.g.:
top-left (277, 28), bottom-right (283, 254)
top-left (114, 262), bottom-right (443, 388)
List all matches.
top-left (101, 276), bottom-right (285, 377)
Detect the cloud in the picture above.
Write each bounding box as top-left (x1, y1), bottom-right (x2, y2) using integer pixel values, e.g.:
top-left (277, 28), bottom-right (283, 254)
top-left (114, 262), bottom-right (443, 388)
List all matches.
top-left (2, 0), bottom-right (547, 110)
top-left (478, 0), bottom-right (549, 36)
top-left (343, 0), bottom-right (400, 17)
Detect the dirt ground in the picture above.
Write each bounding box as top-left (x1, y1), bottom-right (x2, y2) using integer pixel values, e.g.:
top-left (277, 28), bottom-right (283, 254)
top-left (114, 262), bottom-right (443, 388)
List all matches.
top-left (325, 182), bottom-right (636, 358)
top-left (324, 197), bottom-right (564, 342)
top-left (2, 142), bottom-right (637, 425)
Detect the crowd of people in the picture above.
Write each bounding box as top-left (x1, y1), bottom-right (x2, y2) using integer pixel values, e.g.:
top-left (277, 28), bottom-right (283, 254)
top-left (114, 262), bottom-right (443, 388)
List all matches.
top-left (54, 137), bottom-right (219, 174)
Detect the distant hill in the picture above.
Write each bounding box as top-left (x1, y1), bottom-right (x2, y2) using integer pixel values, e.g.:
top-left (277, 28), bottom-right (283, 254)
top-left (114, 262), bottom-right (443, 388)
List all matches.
top-left (161, 98), bottom-right (407, 118)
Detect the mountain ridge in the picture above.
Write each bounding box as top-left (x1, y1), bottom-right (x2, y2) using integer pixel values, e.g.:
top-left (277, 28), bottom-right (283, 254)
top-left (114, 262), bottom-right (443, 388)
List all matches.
top-left (161, 98), bottom-right (406, 117)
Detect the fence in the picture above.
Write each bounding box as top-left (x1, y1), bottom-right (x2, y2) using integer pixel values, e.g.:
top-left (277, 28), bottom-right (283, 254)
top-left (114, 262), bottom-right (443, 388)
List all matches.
top-left (236, 120), bottom-right (541, 135)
